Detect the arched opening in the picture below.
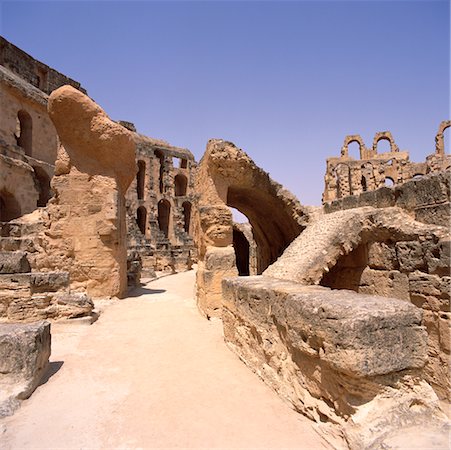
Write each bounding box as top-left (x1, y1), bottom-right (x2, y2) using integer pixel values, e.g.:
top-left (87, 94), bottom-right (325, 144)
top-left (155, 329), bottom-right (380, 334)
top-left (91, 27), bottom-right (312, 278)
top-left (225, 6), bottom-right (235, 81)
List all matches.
top-left (16, 110), bottom-right (32, 156)
top-left (375, 138), bottom-right (392, 154)
top-left (233, 227), bottom-right (250, 276)
top-left (136, 160), bottom-right (146, 200)
top-left (385, 177), bottom-right (394, 187)
top-left (413, 174), bottom-right (424, 180)
top-left (0, 190), bottom-right (21, 222)
top-left (182, 201), bottom-right (191, 233)
top-left (180, 158), bottom-right (188, 169)
top-left (174, 174), bottom-right (188, 197)
top-left (33, 166), bottom-right (52, 207)
top-left (158, 199), bottom-right (171, 238)
top-left (361, 175), bottom-right (367, 192)
top-left (155, 150), bottom-right (165, 194)
top-left (347, 141), bottom-right (361, 159)
top-left (136, 206), bottom-right (147, 235)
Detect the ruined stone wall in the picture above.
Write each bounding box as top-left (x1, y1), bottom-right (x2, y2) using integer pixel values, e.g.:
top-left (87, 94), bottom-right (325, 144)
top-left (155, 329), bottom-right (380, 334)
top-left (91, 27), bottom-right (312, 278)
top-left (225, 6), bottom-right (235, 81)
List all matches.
top-left (125, 130), bottom-right (196, 275)
top-left (323, 129), bottom-right (450, 202)
top-left (0, 37), bottom-right (85, 95)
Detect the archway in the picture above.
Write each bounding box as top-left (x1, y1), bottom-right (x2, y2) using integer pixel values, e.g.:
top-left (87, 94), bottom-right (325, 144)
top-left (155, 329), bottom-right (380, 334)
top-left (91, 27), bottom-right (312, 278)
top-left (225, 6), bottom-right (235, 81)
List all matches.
top-left (232, 226), bottom-right (250, 276)
top-left (136, 206), bottom-right (147, 235)
top-left (16, 110), bottom-right (32, 156)
top-left (174, 174), bottom-right (188, 197)
top-left (136, 160), bottom-right (146, 200)
top-left (33, 166), bottom-right (52, 207)
top-left (0, 190), bottom-right (21, 222)
top-left (385, 177), bottom-right (394, 187)
top-left (158, 199), bottom-right (171, 238)
top-left (182, 201), bottom-right (191, 233)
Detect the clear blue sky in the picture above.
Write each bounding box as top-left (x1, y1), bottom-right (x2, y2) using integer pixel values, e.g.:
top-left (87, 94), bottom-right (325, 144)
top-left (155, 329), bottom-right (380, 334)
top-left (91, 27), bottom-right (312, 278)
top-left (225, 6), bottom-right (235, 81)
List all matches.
top-left (1, 0), bottom-right (449, 206)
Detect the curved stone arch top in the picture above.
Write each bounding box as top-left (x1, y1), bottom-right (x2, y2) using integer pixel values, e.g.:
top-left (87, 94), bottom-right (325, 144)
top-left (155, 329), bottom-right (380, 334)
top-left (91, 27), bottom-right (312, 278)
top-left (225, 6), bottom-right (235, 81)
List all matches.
top-left (435, 120), bottom-right (451, 155)
top-left (372, 131), bottom-right (399, 154)
top-left (340, 135), bottom-right (366, 158)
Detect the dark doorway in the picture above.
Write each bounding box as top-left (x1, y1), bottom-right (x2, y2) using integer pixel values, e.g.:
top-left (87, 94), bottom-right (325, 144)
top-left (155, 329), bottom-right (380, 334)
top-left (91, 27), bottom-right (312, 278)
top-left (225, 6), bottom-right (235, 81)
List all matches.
top-left (158, 199), bottom-right (171, 238)
top-left (136, 206), bottom-right (147, 235)
top-left (233, 227), bottom-right (250, 276)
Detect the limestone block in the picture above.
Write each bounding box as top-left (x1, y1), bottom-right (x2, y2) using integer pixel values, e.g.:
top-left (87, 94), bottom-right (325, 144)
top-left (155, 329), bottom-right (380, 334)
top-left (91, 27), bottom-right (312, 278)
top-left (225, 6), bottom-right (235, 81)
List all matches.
top-left (0, 321), bottom-right (50, 416)
top-left (30, 271), bottom-right (69, 293)
top-left (359, 268), bottom-right (409, 300)
top-left (415, 203), bottom-right (451, 227)
top-left (0, 251), bottom-right (30, 274)
top-left (367, 242), bottom-right (398, 270)
top-left (396, 241), bottom-right (426, 272)
top-left (53, 292), bottom-right (94, 318)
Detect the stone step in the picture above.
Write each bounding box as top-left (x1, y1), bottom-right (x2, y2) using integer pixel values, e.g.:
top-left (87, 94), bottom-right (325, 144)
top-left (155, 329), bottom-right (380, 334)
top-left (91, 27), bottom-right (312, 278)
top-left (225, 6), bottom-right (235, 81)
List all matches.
top-left (0, 252), bottom-right (31, 274)
top-left (0, 237), bottom-right (37, 253)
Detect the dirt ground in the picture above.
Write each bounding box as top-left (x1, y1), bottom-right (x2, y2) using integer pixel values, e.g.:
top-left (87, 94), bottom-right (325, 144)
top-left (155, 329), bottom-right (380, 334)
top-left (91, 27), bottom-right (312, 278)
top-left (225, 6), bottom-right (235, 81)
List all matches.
top-left (1, 270), bottom-right (330, 449)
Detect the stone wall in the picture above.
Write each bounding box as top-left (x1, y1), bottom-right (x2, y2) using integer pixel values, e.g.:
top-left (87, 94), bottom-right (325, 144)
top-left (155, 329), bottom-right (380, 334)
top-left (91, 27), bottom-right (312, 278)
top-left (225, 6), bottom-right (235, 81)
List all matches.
top-left (125, 130), bottom-right (196, 275)
top-left (323, 127), bottom-right (450, 202)
top-left (0, 37), bottom-right (85, 95)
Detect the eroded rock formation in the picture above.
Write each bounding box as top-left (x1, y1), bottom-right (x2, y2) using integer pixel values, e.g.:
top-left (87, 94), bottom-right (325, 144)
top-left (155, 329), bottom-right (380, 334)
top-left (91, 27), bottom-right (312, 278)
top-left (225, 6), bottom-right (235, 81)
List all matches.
top-left (193, 139), bottom-right (308, 317)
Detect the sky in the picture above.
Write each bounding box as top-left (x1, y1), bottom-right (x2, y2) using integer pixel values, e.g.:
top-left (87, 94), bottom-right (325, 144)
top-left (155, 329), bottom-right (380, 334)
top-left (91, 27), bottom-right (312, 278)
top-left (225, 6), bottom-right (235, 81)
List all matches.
top-left (1, 0), bottom-right (449, 207)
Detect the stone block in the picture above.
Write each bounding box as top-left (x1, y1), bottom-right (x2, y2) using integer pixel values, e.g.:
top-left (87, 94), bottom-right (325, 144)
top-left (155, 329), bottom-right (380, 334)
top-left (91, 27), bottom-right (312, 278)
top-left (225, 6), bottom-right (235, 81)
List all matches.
top-left (396, 241), bottom-right (426, 272)
top-left (53, 292), bottom-right (94, 318)
top-left (415, 203), bottom-right (451, 227)
top-left (0, 251), bottom-right (30, 274)
top-left (0, 321), bottom-right (50, 416)
top-left (30, 271), bottom-right (70, 293)
top-left (367, 241), bottom-right (398, 270)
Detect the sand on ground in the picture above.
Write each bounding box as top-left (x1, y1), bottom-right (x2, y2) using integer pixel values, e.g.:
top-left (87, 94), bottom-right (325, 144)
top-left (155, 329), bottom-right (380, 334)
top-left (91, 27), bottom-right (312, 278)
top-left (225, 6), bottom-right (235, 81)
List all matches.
top-left (1, 270), bottom-right (330, 449)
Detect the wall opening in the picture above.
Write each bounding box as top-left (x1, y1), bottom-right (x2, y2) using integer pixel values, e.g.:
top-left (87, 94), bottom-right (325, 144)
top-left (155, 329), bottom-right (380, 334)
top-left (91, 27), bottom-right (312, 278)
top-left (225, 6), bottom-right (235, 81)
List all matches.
top-left (180, 158), bottom-right (188, 169)
top-left (16, 110), bottom-right (32, 156)
top-left (182, 201), bottom-right (191, 233)
top-left (155, 150), bottom-right (165, 193)
top-left (158, 199), bottom-right (171, 238)
top-left (233, 227), bottom-right (250, 276)
top-left (376, 138), bottom-right (392, 153)
top-left (361, 175), bottom-right (367, 192)
top-left (136, 206), bottom-right (147, 235)
top-left (174, 174), bottom-right (188, 196)
top-left (136, 160), bottom-right (146, 200)
top-left (347, 141), bottom-right (361, 159)
top-left (33, 166), bottom-right (52, 207)
top-left (0, 190), bottom-right (21, 222)
top-left (385, 177), bottom-right (394, 187)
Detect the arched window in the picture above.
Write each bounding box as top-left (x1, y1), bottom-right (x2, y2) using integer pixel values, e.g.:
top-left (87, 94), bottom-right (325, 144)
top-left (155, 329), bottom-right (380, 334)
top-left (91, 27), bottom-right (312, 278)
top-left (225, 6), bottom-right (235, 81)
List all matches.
top-left (16, 110), bottom-right (32, 156)
top-left (158, 199), bottom-right (171, 238)
top-left (0, 190), bottom-right (21, 222)
top-left (361, 175), bottom-right (367, 192)
top-left (384, 177), bottom-right (394, 187)
top-left (155, 150), bottom-right (165, 194)
top-left (174, 174), bottom-right (188, 197)
top-left (182, 201), bottom-right (191, 233)
top-left (33, 166), bottom-right (52, 207)
top-left (375, 138), bottom-right (391, 153)
top-left (136, 160), bottom-right (146, 200)
top-left (136, 206), bottom-right (147, 235)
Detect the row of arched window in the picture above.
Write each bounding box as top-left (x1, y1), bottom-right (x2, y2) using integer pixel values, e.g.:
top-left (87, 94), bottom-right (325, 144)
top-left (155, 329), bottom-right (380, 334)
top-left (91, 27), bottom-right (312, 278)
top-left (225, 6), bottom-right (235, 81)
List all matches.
top-left (136, 200), bottom-right (191, 238)
top-left (136, 159), bottom-right (188, 200)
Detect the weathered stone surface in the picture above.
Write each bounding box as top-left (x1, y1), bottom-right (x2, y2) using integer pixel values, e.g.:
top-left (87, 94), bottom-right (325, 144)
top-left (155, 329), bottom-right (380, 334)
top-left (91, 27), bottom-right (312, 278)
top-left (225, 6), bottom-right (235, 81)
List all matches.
top-left (222, 276), bottom-right (446, 449)
top-left (0, 321), bottom-right (50, 416)
top-left (30, 271), bottom-right (69, 293)
top-left (53, 292), bottom-right (94, 318)
top-left (193, 139), bottom-right (308, 317)
top-left (0, 251), bottom-right (30, 274)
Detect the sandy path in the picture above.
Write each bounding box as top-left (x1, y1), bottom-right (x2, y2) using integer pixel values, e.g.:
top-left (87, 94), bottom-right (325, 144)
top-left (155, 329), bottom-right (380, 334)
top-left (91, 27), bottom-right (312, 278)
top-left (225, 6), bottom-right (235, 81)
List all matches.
top-left (1, 270), bottom-right (329, 449)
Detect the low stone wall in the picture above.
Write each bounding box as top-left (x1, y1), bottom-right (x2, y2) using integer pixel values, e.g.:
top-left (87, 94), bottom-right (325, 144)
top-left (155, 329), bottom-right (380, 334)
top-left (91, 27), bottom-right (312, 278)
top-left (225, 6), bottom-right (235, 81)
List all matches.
top-left (222, 276), bottom-right (447, 449)
top-left (0, 321), bottom-right (50, 416)
top-left (324, 171), bottom-right (450, 227)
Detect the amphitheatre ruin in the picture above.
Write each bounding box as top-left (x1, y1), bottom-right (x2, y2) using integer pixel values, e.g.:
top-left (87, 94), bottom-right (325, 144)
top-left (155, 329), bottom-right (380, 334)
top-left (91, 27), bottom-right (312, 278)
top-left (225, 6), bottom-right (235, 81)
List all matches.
top-left (0, 36), bottom-right (449, 449)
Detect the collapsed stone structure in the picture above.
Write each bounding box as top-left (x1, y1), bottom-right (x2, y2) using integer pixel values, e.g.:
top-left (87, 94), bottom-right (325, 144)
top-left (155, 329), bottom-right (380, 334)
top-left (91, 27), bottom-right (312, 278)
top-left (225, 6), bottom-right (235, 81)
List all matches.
top-left (323, 126), bottom-right (451, 202)
top-left (0, 36), bottom-right (449, 448)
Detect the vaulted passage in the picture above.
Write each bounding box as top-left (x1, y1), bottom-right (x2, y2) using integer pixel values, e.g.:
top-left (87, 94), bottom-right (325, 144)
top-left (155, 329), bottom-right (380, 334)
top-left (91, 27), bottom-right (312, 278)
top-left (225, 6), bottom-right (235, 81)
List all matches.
top-left (136, 160), bottom-right (146, 200)
top-left (33, 166), bottom-right (52, 207)
top-left (136, 206), bottom-right (147, 235)
top-left (158, 199), bottom-right (170, 238)
top-left (233, 227), bottom-right (250, 276)
top-left (16, 110), bottom-right (32, 156)
top-left (175, 174), bottom-right (187, 197)
top-left (182, 201), bottom-right (191, 233)
top-left (0, 190), bottom-right (21, 222)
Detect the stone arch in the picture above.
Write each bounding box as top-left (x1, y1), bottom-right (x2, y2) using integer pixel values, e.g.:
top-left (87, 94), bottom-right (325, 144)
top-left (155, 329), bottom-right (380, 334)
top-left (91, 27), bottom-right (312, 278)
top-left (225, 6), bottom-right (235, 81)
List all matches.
top-left (136, 206), bottom-right (147, 235)
top-left (372, 131), bottom-right (399, 154)
top-left (136, 160), bottom-right (146, 200)
top-left (0, 190), bottom-right (21, 222)
top-left (182, 201), bottom-right (191, 233)
top-left (154, 150), bottom-right (165, 194)
top-left (340, 135), bottom-right (365, 159)
top-left (16, 110), bottom-right (33, 156)
top-left (232, 225), bottom-right (250, 276)
top-left (435, 120), bottom-right (450, 155)
top-left (194, 139), bottom-right (308, 317)
top-left (158, 199), bottom-right (171, 238)
top-left (174, 174), bottom-right (188, 197)
top-left (384, 177), bottom-right (395, 187)
top-left (32, 166), bottom-right (52, 207)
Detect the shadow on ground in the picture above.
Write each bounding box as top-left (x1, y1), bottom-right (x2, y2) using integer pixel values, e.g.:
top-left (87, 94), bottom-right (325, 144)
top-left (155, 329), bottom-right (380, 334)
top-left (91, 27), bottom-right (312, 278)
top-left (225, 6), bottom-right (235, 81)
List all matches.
top-left (38, 361), bottom-right (64, 387)
top-left (126, 287), bottom-right (167, 298)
